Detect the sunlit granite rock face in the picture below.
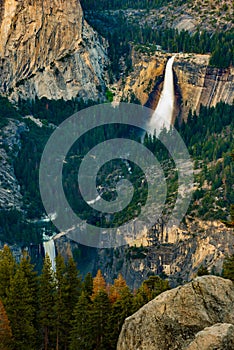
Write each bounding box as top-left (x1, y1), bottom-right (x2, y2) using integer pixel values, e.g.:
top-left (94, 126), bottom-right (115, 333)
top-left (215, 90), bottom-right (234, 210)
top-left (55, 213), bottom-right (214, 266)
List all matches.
top-left (117, 276), bottom-right (234, 350)
top-left (120, 51), bottom-right (234, 121)
top-left (0, 0), bottom-right (108, 101)
top-left (173, 53), bottom-right (234, 119)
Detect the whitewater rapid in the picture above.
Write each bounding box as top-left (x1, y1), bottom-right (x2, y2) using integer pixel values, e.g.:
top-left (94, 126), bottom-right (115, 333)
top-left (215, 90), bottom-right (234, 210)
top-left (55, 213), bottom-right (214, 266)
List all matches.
top-left (149, 56), bottom-right (175, 135)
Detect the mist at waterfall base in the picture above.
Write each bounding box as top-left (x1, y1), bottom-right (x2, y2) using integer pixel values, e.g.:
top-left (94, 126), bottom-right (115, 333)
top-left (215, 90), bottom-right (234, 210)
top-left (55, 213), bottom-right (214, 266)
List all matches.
top-left (148, 56), bottom-right (175, 135)
top-left (40, 55), bottom-right (183, 251)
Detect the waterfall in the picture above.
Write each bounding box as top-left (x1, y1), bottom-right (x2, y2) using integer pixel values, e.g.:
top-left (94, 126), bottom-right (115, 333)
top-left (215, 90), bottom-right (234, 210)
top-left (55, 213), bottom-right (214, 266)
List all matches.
top-left (43, 239), bottom-right (56, 271)
top-left (149, 56), bottom-right (175, 135)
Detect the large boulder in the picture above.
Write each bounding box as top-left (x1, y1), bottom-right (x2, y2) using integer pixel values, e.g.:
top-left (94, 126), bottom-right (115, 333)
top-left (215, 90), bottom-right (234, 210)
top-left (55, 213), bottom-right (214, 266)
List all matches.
top-left (117, 276), bottom-right (234, 350)
top-left (185, 323), bottom-right (234, 350)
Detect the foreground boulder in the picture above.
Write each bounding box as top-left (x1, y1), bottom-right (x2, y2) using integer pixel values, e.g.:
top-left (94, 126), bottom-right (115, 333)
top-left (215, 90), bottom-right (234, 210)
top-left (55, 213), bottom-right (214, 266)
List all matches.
top-left (117, 276), bottom-right (234, 350)
top-left (185, 323), bottom-right (234, 350)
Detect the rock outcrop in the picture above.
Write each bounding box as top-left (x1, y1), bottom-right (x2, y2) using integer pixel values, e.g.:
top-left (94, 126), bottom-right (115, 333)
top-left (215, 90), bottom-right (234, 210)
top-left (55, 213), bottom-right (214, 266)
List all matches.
top-left (120, 51), bottom-right (166, 108)
top-left (0, 0), bottom-right (108, 101)
top-left (93, 218), bottom-right (234, 289)
top-left (185, 323), bottom-right (234, 350)
top-left (117, 276), bottom-right (234, 350)
top-left (0, 119), bottom-right (26, 210)
top-left (173, 54), bottom-right (234, 119)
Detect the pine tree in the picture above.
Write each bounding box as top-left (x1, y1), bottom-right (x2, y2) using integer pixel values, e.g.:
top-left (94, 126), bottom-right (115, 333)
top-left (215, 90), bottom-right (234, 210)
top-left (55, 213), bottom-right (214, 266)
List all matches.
top-left (54, 254), bottom-right (71, 350)
top-left (65, 257), bottom-right (82, 311)
top-left (109, 284), bottom-right (133, 350)
top-left (132, 284), bottom-right (149, 312)
top-left (109, 300), bottom-right (123, 350)
top-left (92, 270), bottom-right (106, 299)
top-left (42, 255), bottom-right (82, 350)
top-left (18, 252), bottom-right (39, 347)
top-left (0, 245), bottom-right (16, 303)
top-left (0, 300), bottom-right (12, 350)
top-left (69, 292), bottom-right (93, 350)
top-left (38, 254), bottom-right (55, 350)
top-left (118, 286), bottom-right (133, 319)
top-left (6, 267), bottom-right (36, 350)
top-left (109, 274), bottom-right (128, 303)
top-left (82, 272), bottom-right (93, 297)
top-left (91, 290), bottom-right (111, 350)
top-left (142, 275), bottom-right (170, 300)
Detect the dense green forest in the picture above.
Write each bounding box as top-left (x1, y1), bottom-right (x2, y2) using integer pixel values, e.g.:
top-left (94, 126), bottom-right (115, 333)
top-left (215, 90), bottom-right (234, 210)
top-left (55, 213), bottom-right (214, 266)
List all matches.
top-left (0, 95), bottom-right (233, 245)
top-left (0, 246), bottom-right (233, 349)
top-left (0, 97), bottom-right (98, 244)
top-left (178, 102), bottom-right (234, 219)
top-left (0, 97), bottom-right (21, 127)
top-left (83, 10), bottom-right (233, 80)
top-left (80, 0), bottom-right (175, 10)
top-left (0, 0), bottom-right (233, 348)
top-left (0, 246), bottom-right (169, 350)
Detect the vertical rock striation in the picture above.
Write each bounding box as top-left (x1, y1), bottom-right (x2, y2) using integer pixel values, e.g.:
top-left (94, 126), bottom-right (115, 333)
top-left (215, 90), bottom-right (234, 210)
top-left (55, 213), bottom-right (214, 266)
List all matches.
top-left (173, 54), bottom-right (234, 118)
top-left (121, 52), bottom-right (234, 121)
top-left (0, 0), bottom-right (108, 101)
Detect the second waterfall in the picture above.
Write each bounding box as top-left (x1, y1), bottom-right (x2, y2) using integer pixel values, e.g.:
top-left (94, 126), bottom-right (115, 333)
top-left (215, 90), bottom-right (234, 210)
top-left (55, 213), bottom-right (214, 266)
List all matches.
top-left (149, 56), bottom-right (175, 135)
top-left (43, 239), bottom-right (56, 271)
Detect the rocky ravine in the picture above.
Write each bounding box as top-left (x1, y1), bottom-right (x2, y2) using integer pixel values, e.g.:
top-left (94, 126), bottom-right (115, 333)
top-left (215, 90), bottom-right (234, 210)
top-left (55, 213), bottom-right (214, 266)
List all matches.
top-left (0, 0), bottom-right (108, 101)
top-left (117, 275), bottom-right (234, 350)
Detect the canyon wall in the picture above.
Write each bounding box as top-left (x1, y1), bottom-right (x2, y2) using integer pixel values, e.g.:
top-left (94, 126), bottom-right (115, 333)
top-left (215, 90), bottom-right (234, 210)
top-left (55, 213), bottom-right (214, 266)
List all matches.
top-left (0, 118), bottom-right (26, 210)
top-left (120, 51), bottom-right (234, 120)
top-left (93, 218), bottom-right (234, 289)
top-left (174, 53), bottom-right (234, 119)
top-left (0, 0), bottom-right (108, 101)
top-left (53, 217), bottom-right (234, 289)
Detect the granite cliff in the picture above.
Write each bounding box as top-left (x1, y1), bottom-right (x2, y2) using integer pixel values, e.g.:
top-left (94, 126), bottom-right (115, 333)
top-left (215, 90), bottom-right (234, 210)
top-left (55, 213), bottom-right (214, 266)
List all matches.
top-left (0, 0), bottom-right (108, 101)
top-left (0, 118), bottom-right (26, 210)
top-left (51, 202), bottom-right (234, 288)
top-left (82, 218), bottom-right (234, 289)
top-left (0, 0), bottom-right (233, 295)
top-left (1, 1), bottom-right (233, 116)
top-left (173, 53), bottom-right (234, 120)
top-left (119, 51), bottom-right (234, 121)
top-left (117, 275), bottom-right (234, 350)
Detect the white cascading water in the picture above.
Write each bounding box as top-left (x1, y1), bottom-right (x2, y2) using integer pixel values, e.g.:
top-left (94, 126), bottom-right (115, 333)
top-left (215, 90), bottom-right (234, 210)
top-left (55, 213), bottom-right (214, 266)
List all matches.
top-left (42, 58), bottom-right (175, 260)
top-left (149, 56), bottom-right (175, 135)
top-left (43, 239), bottom-right (56, 271)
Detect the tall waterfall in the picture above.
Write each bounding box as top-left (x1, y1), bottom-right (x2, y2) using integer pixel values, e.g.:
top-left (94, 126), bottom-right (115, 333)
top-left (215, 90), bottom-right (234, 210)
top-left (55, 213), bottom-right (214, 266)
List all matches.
top-left (149, 56), bottom-right (175, 135)
top-left (43, 239), bottom-right (56, 271)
